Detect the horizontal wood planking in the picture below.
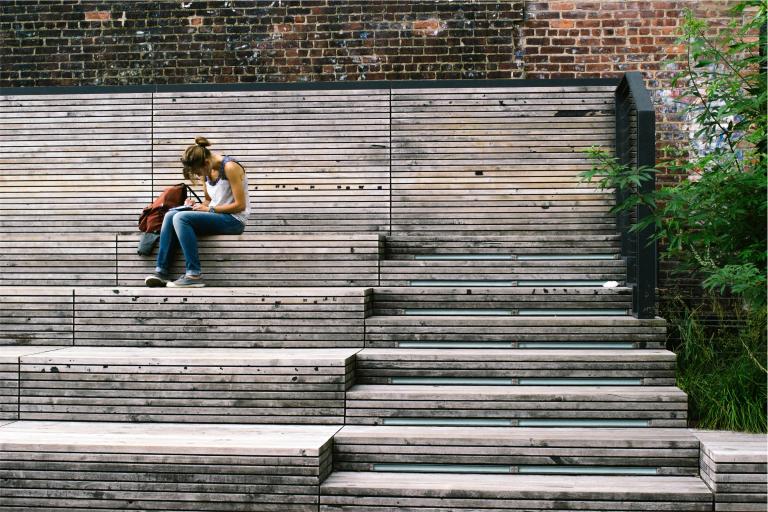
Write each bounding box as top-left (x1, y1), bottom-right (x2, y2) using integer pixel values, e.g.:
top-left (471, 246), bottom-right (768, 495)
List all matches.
top-left (152, 90), bottom-right (391, 233)
top-left (344, 384), bottom-right (688, 428)
top-left (390, 87), bottom-right (617, 237)
top-left (320, 472), bottom-right (712, 510)
top-left (372, 286), bottom-right (632, 315)
top-left (71, 287), bottom-right (371, 348)
top-left (0, 288), bottom-right (75, 346)
top-left (693, 430), bottom-right (767, 512)
top-left (365, 315), bottom-right (667, 348)
top-left (0, 421), bottom-right (338, 511)
top-left (333, 425), bottom-right (699, 475)
top-left (385, 233), bottom-right (622, 255)
top-left (355, 348), bottom-right (676, 386)
top-left (18, 347), bottom-right (358, 424)
top-left (0, 234), bottom-right (117, 286)
top-left (380, 259), bottom-right (626, 286)
top-left (0, 94), bottom-right (153, 233)
top-left (119, 232), bottom-right (383, 287)
top-left (0, 347), bottom-right (66, 420)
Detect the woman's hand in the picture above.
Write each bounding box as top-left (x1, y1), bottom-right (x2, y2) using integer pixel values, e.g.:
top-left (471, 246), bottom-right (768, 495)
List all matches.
top-left (191, 202), bottom-right (208, 212)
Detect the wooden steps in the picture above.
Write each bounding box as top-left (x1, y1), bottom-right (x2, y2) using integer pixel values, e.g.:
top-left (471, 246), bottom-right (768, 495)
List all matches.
top-left (693, 430), bottom-right (767, 512)
top-left (355, 348), bottom-right (676, 386)
top-left (365, 314), bottom-right (667, 348)
top-left (345, 384), bottom-right (687, 427)
top-left (372, 286), bottom-right (632, 315)
top-left (0, 420), bottom-right (339, 511)
top-left (333, 426), bottom-right (700, 476)
top-left (386, 233), bottom-right (621, 255)
top-left (320, 472), bottom-right (713, 511)
top-left (0, 233), bottom-right (382, 287)
top-left (0, 286), bottom-right (371, 348)
top-left (12, 347), bottom-right (357, 423)
top-left (380, 258), bottom-right (626, 286)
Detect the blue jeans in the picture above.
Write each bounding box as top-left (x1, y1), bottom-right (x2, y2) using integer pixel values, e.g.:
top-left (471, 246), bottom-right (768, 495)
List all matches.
top-left (155, 210), bottom-right (244, 277)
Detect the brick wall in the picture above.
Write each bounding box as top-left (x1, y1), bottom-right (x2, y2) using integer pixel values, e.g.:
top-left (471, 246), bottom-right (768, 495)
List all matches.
top-left (0, 0), bottom-right (525, 85)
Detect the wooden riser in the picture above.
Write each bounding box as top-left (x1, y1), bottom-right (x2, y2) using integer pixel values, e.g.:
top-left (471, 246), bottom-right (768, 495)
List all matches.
top-left (0, 421), bottom-right (337, 511)
top-left (0, 233), bottom-right (382, 287)
top-left (386, 233), bottom-right (622, 255)
top-left (693, 431), bottom-right (768, 512)
top-left (0, 287), bottom-right (371, 348)
top-left (379, 259), bottom-right (626, 287)
top-left (333, 426), bottom-right (700, 476)
top-left (345, 384), bottom-right (688, 428)
top-left (6, 347), bottom-right (356, 424)
top-left (355, 348), bottom-right (676, 386)
top-left (365, 315), bottom-right (667, 348)
top-left (372, 286), bottom-right (632, 315)
top-left (320, 472), bottom-right (713, 511)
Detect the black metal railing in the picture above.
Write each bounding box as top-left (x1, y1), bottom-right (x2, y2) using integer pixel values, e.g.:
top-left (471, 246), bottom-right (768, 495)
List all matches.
top-left (615, 72), bottom-right (657, 319)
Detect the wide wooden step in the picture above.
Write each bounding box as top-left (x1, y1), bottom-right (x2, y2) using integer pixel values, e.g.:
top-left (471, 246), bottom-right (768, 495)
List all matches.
top-left (0, 420), bottom-right (339, 511)
top-left (365, 314), bottom-right (667, 349)
top-left (386, 233), bottom-right (621, 255)
top-left (380, 258), bottom-right (626, 286)
top-left (333, 425), bottom-right (700, 476)
top-left (693, 430), bottom-right (767, 512)
top-left (355, 348), bottom-right (676, 386)
top-left (0, 233), bottom-right (382, 287)
top-left (0, 286), bottom-right (371, 348)
top-left (372, 286), bottom-right (632, 315)
top-left (320, 471), bottom-right (713, 511)
top-left (345, 384), bottom-right (687, 428)
top-left (8, 346), bottom-right (357, 423)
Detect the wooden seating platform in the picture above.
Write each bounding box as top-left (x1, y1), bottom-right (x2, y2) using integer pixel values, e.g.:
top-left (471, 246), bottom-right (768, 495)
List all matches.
top-left (0, 420), bottom-right (339, 511)
top-left (380, 257), bottom-right (626, 287)
top-left (320, 472), bottom-right (713, 511)
top-left (354, 348), bottom-right (676, 386)
top-left (15, 347), bottom-right (357, 424)
top-left (345, 384), bottom-right (688, 428)
top-left (693, 430), bottom-right (767, 512)
top-left (372, 286), bottom-right (632, 315)
top-left (0, 233), bottom-right (382, 287)
top-left (0, 286), bottom-right (371, 348)
top-left (333, 426), bottom-right (700, 476)
top-left (364, 314), bottom-right (667, 348)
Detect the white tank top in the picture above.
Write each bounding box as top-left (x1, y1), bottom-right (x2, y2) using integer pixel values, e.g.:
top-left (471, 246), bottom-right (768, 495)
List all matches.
top-left (207, 156), bottom-right (251, 225)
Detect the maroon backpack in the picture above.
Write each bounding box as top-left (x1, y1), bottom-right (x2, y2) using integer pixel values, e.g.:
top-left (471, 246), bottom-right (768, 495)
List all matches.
top-left (138, 183), bottom-right (200, 233)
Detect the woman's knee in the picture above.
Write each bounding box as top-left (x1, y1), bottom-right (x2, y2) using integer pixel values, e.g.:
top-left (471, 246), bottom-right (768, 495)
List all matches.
top-left (172, 211), bottom-right (194, 230)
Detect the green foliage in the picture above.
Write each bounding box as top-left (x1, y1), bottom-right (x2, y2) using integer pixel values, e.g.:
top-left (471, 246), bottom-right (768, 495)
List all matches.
top-left (669, 298), bottom-right (767, 433)
top-left (581, 0), bottom-right (767, 310)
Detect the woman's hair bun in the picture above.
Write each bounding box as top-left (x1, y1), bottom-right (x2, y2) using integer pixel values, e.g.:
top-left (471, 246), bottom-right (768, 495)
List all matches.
top-left (195, 136), bottom-right (211, 147)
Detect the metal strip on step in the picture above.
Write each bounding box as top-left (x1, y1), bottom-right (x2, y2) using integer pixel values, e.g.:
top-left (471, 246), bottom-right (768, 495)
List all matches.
top-left (383, 418), bottom-right (514, 427)
top-left (517, 309), bottom-right (628, 316)
top-left (414, 255), bottom-right (514, 260)
top-left (410, 280), bottom-right (515, 287)
top-left (391, 377), bottom-right (515, 385)
top-left (517, 280), bottom-right (613, 286)
top-left (519, 466), bottom-right (658, 475)
top-left (519, 342), bottom-right (634, 349)
top-left (519, 419), bottom-right (650, 427)
top-left (517, 378), bottom-right (642, 386)
top-left (517, 254), bottom-right (616, 261)
top-left (404, 309), bottom-right (513, 316)
top-left (398, 342), bottom-right (516, 348)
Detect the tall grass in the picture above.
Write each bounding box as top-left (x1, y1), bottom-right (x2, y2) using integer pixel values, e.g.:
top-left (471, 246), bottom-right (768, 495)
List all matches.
top-left (666, 297), bottom-right (767, 433)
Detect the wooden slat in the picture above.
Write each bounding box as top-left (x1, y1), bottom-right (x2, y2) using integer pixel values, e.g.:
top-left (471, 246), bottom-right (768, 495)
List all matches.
top-left (0, 421), bottom-right (337, 511)
top-left (118, 233), bottom-right (382, 287)
top-left (0, 288), bottom-right (75, 346)
top-left (320, 472), bottom-right (712, 510)
top-left (333, 425), bottom-right (698, 475)
top-left (18, 347), bottom-right (358, 423)
top-left (344, 385), bottom-right (688, 428)
top-left (72, 287), bottom-right (371, 348)
top-left (355, 348), bottom-right (676, 386)
top-left (365, 315), bottom-right (667, 348)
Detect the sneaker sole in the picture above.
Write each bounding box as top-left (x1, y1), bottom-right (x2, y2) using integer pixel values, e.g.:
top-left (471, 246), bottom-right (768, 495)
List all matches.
top-left (167, 282), bottom-right (206, 288)
top-left (144, 276), bottom-right (168, 287)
